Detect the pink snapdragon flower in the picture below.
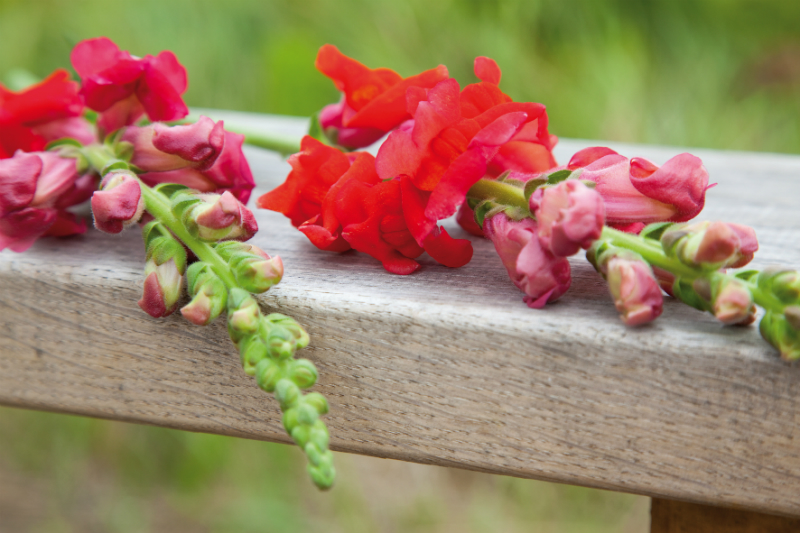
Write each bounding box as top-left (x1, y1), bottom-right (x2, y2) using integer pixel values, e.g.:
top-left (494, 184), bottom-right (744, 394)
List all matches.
top-left (0, 151), bottom-right (93, 251)
top-left (71, 37), bottom-right (189, 132)
top-left (484, 214), bottom-right (571, 308)
top-left (567, 147), bottom-right (710, 227)
top-left (130, 121), bottom-right (255, 203)
top-left (122, 116), bottom-right (224, 173)
top-left (530, 180), bottom-right (605, 257)
top-left (185, 191), bottom-right (258, 242)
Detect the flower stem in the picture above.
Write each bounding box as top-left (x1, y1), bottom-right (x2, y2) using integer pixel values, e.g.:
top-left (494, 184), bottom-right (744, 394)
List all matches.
top-left (600, 226), bottom-right (787, 315)
top-left (467, 178), bottom-right (529, 209)
top-left (138, 183), bottom-right (239, 288)
top-left (226, 126), bottom-right (302, 156)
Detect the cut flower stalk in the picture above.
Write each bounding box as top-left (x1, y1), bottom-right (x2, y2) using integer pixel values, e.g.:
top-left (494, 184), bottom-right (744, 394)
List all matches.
top-left (82, 143), bottom-right (337, 489)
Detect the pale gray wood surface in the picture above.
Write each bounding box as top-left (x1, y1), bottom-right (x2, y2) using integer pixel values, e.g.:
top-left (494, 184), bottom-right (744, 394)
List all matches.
top-left (2, 111), bottom-right (800, 517)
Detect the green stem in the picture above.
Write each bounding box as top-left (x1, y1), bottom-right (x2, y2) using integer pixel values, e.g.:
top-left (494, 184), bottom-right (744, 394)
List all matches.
top-left (238, 130), bottom-right (302, 156)
top-left (601, 227), bottom-right (698, 278)
top-left (82, 143), bottom-right (239, 288)
top-left (138, 184), bottom-right (238, 288)
top-left (601, 227), bottom-right (786, 315)
top-left (466, 179), bottom-right (529, 209)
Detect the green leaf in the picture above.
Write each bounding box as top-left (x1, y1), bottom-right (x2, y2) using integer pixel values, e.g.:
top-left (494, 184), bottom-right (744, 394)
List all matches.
top-left (734, 270), bottom-right (759, 281)
top-left (640, 222), bottom-right (674, 242)
top-left (523, 178), bottom-right (546, 202)
top-left (153, 183), bottom-right (190, 199)
top-left (474, 200), bottom-right (502, 228)
top-left (100, 161), bottom-right (131, 175)
top-left (45, 138), bottom-right (83, 150)
top-left (308, 113), bottom-right (334, 146)
top-left (546, 169), bottom-right (572, 184)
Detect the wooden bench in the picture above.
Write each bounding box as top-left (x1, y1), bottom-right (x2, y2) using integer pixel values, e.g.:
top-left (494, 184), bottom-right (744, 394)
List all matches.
top-left (2, 111), bottom-right (799, 532)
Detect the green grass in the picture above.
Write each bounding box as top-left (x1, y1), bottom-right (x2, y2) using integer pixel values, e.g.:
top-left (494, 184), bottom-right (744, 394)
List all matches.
top-left (1, 0), bottom-right (797, 530)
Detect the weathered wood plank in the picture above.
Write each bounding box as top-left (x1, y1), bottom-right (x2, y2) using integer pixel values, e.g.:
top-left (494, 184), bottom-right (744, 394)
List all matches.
top-left (2, 112), bottom-right (800, 517)
top-left (651, 498), bottom-right (800, 532)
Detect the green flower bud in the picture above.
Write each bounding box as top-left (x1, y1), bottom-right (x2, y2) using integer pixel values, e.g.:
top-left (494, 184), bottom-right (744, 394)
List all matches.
top-left (304, 392), bottom-right (329, 415)
top-left (254, 358), bottom-right (282, 391)
top-left (289, 359), bottom-right (318, 389)
top-left (242, 338), bottom-right (269, 376)
top-left (771, 271), bottom-right (800, 304)
top-left (282, 407), bottom-right (299, 434)
top-left (266, 326), bottom-right (297, 360)
top-left (275, 379), bottom-right (300, 410)
top-left (181, 262), bottom-right (227, 326)
top-left (266, 313), bottom-right (310, 349)
top-left (760, 311), bottom-right (800, 361)
top-left (291, 425), bottom-right (311, 448)
top-left (309, 421), bottom-right (330, 451)
top-left (227, 289), bottom-right (260, 343)
top-left (308, 463), bottom-right (336, 491)
top-left (296, 402), bottom-right (320, 426)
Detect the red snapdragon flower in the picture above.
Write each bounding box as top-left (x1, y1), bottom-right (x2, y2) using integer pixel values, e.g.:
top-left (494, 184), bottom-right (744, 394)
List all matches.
top-left (127, 119), bottom-right (255, 203)
top-left (0, 70), bottom-right (94, 158)
top-left (258, 136), bottom-right (354, 251)
top-left (376, 59), bottom-right (557, 268)
top-left (71, 37), bottom-right (189, 133)
top-left (0, 151), bottom-right (94, 251)
top-left (316, 44), bottom-right (449, 149)
top-left (257, 137), bottom-right (427, 274)
top-left (567, 147), bottom-right (711, 228)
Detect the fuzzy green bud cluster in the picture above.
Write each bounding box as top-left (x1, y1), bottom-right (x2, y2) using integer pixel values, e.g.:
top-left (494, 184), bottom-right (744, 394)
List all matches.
top-left (226, 288), bottom-right (335, 489)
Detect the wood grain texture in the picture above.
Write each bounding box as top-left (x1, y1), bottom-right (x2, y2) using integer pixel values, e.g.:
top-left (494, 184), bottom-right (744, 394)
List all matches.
top-left (2, 111), bottom-right (800, 517)
top-left (650, 498), bottom-right (800, 532)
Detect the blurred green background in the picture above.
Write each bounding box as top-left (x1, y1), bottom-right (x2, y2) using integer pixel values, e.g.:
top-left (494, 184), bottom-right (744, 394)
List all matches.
top-left (1, 0), bottom-right (798, 531)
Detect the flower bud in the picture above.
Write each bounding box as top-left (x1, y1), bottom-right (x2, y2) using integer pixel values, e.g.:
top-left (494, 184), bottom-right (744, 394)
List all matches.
top-left (174, 190), bottom-right (258, 242)
top-left (760, 311), bottom-right (800, 361)
top-left (226, 288), bottom-right (261, 343)
top-left (138, 258), bottom-right (184, 318)
top-left (288, 359), bottom-right (319, 389)
top-left (766, 270), bottom-right (800, 304)
top-left (91, 171), bottom-right (144, 233)
top-left (530, 180), bottom-right (605, 257)
top-left (662, 221), bottom-right (758, 269)
top-left (712, 277), bottom-right (756, 325)
top-left (603, 251), bottom-right (664, 326)
top-left (275, 379), bottom-right (301, 410)
top-left (180, 262), bottom-right (228, 325)
top-left (230, 252), bottom-right (284, 294)
top-left (254, 358), bottom-right (283, 392)
top-left (265, 313), bottom-right (310, 350)
top-left (303, 392), bottom-right (330, 415)
top-left (483, 214), bottom-right (571, 308)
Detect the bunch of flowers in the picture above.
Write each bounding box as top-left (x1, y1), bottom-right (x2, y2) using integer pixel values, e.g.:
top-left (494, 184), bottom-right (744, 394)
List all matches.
top-left (260, 46), bottom-right (799, 361)
top-left (4, 39), bottom-right (800, 492)
top-left (0, 37), bottom-right (334, 489)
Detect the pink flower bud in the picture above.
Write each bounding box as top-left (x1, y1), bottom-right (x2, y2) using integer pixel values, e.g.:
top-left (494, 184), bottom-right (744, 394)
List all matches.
top-left (530, 180), bottom-right (605, 257)
top-left (0, 151), bottom-right (88, 252)
top-left (138, 258), bottom-right (184, 318)
top-left (712, 278), bottom-right (756, 326)
top-left (91, 171), bottom-right (144, 234)
top-left (187, 191), bottom-right (258, 241)
top-left (605, 255), bottom-right (663, 326)
top-left (122, 116), bottom-right (225, 172)
top-left (568, 147), bottom-right (710, 226)
top-left (484, 214), bottom-right (571, 308)
top-left (664, 221), bottom-right (758, 269)
top-left (232, 253), bottom-right (284, 294)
